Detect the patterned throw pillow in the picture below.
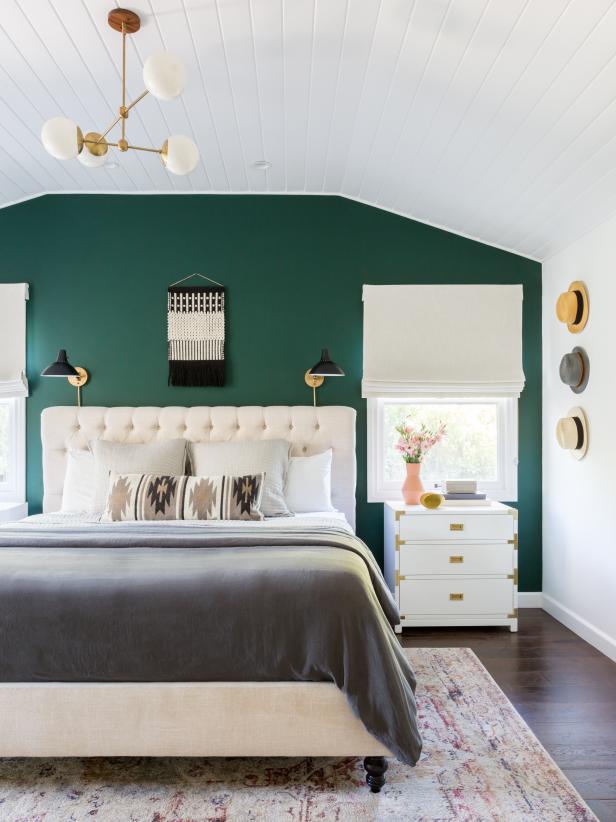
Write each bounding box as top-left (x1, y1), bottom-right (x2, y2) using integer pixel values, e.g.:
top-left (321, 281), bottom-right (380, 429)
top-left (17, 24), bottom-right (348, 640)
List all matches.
top-left (102, 473), bottom-right (265, 522)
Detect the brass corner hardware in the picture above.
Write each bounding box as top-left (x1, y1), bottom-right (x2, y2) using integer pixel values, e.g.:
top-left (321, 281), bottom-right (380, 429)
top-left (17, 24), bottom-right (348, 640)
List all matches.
top-left (449, 555), bottom-right (464, 564)
top-left (507, 534), bottom-right (519, 548)
top-left (449, 593), bottom-right (464, 601)
top-left (507, 609), bottom-right (518, 619)
top-left (507, 569), bottom-right (519, 585)
top-left (395, 535), bottom-right (405, 551)
top-left (395, 570), bottom-right (406, 585)
top-left (450, 523), bottom-right (464, 531)
top-left (394, 510), bottom-right (405, 521)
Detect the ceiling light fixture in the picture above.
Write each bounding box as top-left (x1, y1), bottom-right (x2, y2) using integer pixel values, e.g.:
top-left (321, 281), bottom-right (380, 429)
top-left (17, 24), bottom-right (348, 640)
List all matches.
top-left (41, 8), bottom-right (199, 176)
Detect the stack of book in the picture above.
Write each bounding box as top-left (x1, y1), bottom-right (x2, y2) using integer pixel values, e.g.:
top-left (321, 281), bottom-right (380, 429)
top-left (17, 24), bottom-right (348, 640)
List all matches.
top-left (439, 480), bottom-right (491, 507)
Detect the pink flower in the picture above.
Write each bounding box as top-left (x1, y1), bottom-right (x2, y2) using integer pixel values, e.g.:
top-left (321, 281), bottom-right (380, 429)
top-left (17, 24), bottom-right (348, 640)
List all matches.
top-left (394, 418), bottom-right (447, 463)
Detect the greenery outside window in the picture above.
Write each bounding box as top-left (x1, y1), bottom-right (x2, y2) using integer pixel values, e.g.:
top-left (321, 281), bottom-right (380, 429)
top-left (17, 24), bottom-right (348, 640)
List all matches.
top-left (367, 396), bottom-right (518, 502)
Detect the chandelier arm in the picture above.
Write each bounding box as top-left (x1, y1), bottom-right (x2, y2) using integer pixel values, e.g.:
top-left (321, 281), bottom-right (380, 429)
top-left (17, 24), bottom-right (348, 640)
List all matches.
top-left (84, 140), bottom-right (119, 149)
top-left (126, 90), bottom-right (149, 113)
top-left (94, 115), bottom-right (123, 145)
top-left (121, 23), bottom-right (127, 143)
top-left (91, 97), bottom-right (147, 152)
top-left (127, 144), bottom-right (162, 154)
top-left (83, 140), bottom-right (161, 155)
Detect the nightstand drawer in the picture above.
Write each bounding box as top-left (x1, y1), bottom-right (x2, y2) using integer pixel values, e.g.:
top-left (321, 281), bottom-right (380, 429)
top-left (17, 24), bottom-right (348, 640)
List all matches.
top-left (399, 513), bottom-right (513, 542)
top-left (400, 544), bottom-right (514, 576)
top-left (400, 578), bottom-right (514, 616)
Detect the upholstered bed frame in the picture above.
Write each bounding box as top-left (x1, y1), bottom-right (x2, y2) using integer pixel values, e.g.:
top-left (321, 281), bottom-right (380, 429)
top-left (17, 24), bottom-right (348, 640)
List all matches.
top-left (41, 405), bottom-right (357, 528)
top-left (0, 406), bottom-right (390, 791)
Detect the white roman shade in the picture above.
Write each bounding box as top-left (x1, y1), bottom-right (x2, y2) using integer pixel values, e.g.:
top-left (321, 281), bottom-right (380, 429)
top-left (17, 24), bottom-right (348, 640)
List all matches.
top-left (362, 284), bottom-right (525, 397)
top-left (0, 283), bottom-right (29, 398)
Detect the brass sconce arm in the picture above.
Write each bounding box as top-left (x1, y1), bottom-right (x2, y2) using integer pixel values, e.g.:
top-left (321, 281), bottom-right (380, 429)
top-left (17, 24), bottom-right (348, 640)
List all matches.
top-left (304, 371), bottom-right (325, 407)
top-left (68, 368), bottom-right (89, 408)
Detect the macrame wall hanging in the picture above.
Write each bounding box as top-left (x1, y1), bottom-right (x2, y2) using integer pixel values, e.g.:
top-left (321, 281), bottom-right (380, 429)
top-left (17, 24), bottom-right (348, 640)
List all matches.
top-left (168, 273), bottom-right (226, 387)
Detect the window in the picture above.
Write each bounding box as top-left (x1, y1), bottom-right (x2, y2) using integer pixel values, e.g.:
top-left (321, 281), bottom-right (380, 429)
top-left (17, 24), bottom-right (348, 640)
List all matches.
top-left (0, 397), bottom-right (25, 503)
top-left (367, 396), bottom-right (517, 502)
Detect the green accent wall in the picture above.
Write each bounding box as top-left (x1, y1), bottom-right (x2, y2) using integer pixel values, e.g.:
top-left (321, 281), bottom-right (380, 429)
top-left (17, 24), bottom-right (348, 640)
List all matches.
top-left (0, 194), bottom-right (542, 590)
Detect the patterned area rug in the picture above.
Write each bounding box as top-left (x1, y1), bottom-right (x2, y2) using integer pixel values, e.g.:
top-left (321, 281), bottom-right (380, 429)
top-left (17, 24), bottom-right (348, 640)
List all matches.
top-left (0, 648), bottom-right (596, 821)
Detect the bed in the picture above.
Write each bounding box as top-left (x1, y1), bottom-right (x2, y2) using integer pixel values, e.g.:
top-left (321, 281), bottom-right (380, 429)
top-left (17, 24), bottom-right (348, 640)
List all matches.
top-left (0, 405), bottom-right (421, 792)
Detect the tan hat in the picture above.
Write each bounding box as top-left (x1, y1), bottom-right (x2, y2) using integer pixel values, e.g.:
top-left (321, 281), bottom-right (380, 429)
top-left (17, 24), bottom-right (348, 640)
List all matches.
top-left (556, 281), bottom-right (589, 333)
top-left (556, 407), bottom-right (588, 460)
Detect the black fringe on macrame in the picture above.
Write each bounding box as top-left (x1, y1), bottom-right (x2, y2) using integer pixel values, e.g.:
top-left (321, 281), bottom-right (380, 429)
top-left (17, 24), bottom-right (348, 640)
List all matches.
top-left (168, 360), bottom-right (225, 388)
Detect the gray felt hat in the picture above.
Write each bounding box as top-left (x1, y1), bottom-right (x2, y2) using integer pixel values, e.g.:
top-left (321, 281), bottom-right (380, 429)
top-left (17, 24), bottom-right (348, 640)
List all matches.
top-left (559, 346), bottom-right (589, 394)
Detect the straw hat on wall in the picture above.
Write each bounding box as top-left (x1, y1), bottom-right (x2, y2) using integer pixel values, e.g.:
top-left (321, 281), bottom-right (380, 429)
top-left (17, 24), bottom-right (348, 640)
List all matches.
top-left (556, 281), bottom-right (589, 333)
top-left (556, 407), bottom-right (588, 460)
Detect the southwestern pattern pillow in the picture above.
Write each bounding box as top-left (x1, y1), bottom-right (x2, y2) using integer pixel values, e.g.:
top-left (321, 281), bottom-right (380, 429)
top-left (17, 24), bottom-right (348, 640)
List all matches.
top-left (102, 473), bottom-right (265, 522)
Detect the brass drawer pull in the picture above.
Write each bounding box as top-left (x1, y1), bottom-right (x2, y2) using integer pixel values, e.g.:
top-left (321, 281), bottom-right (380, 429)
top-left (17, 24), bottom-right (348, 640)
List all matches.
top-left (449, 593), bottom-right (464, 601)
top-left (449, 555), bottom-right (464, 563)
top-left (450, 523), bottom-right (464, 531)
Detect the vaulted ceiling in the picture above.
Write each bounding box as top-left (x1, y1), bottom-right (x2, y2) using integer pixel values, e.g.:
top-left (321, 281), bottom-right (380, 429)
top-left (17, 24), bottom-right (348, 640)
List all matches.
top-left (1, 0), bottom-right (616, 260)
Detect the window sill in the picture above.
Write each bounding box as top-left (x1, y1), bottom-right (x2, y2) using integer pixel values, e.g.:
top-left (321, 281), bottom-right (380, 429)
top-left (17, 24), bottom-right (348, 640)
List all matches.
top-left (368, 487), bottom-right (518, 504)
top-left (0, 502), bottom-right (28, 522)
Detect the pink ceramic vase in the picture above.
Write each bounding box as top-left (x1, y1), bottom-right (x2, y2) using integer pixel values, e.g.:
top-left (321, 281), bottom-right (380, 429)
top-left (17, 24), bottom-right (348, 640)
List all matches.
top-left (402, 462), bottom-right (424, 505)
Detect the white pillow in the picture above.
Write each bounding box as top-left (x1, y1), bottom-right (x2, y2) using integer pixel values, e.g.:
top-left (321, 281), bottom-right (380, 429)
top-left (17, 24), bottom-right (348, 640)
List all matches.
top-left (61, 449), bottom-right (95, 512)
top-left (189, 439), bottom-right (291, 517)
top-left (284, 449), bottom-right (335, 513)
top-left (90, 439), bottom-right (188, 514)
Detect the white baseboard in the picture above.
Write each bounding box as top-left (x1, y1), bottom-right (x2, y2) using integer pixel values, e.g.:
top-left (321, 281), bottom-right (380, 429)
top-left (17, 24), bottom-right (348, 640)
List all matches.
top-left (542, 594), bottom-right (616, 664)
top-left (518, 592), bottom-right (543, 608)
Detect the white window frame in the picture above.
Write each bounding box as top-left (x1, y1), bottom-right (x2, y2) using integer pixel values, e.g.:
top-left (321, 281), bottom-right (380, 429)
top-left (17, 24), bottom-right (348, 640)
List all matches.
top-left (367, 396), bottom-right (518, 503)
top-left (0, 397), bottom-right (26, 504)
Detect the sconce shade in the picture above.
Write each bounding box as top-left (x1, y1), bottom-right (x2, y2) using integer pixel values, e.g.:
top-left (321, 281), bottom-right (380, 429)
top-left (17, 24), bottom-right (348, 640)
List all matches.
top-left (41, 117), bottom-right (82, 160)
top-left (143, 52), bottom-right (187, 101)
top-left (309, 349), bottom-right (345, 377)
top-left (162, 135), bottom-right (199, 175)
top-left (41, 349), bottom-right (79, 378)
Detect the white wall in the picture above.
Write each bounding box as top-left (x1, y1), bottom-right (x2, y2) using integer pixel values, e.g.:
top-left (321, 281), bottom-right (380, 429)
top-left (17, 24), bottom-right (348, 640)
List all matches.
top-left (543, 216), bottom-right (616, 663)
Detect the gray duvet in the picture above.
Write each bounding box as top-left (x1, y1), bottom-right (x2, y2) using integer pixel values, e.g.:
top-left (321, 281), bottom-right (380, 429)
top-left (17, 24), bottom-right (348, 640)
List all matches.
top-left (0, 521), bottom-right (422, 765)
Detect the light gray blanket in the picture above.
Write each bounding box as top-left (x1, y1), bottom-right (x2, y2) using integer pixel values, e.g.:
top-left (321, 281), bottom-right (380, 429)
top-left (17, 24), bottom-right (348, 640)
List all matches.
top-left (0, 522), bottom-right (421, 765)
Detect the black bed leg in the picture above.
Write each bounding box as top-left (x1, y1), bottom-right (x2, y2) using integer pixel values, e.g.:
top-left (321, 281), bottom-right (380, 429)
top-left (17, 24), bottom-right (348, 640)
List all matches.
top-left (363, 756), bottom-right (388, 793)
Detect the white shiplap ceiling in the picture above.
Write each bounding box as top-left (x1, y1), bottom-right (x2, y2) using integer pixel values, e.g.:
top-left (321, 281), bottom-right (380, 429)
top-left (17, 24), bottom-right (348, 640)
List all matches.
top-left (1, 0), bottom-right (616, 260)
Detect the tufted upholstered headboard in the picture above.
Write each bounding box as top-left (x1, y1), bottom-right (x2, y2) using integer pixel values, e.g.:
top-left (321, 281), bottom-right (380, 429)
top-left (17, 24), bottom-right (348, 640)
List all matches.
top-left (41, 406), bottom-right (357, 528)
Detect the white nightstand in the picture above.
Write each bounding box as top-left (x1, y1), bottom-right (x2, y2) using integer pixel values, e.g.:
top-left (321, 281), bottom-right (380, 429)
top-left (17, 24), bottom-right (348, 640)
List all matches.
top-left (0, 502), bottom-right (28, 523)
top-left (384, 501), bottom-right (518, 633)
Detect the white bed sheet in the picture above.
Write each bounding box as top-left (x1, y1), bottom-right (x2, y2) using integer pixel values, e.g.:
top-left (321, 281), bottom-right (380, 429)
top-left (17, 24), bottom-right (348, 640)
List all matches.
top-left (14, 511), bottom-right (352, 533)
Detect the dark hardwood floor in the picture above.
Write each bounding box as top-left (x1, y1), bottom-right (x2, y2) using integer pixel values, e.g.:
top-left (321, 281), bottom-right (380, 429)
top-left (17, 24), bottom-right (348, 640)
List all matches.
top-left (399, 609), bottom-right (616, 822)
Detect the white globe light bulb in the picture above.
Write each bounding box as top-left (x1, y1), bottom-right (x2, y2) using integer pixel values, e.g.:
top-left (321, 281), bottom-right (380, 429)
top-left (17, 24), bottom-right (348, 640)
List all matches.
top-left (162, 135), bottom-right (199, 175)
top-left (78, 132), bottom-right (108, 168)
top-left (143, 52), bottom-right (186, 101)
top-left (78, 150), bottom-right (107, 168)
top-left (41, 117), bottom-right (82, 160)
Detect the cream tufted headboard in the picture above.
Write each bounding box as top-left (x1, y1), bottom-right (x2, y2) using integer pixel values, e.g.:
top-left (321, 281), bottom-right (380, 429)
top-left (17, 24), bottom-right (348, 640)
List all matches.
top-left (41, 406), bottom-right (357, 528)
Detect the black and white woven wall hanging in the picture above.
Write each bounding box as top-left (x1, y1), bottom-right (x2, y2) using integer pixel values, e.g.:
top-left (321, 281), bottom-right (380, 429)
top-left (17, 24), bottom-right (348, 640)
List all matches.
top-left (168, 274), bottom-right (226, 387)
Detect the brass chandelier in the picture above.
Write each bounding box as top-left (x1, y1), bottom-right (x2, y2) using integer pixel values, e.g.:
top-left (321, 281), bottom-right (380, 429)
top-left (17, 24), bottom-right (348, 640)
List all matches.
top-left (41, 8), bottom-right (199, 176)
